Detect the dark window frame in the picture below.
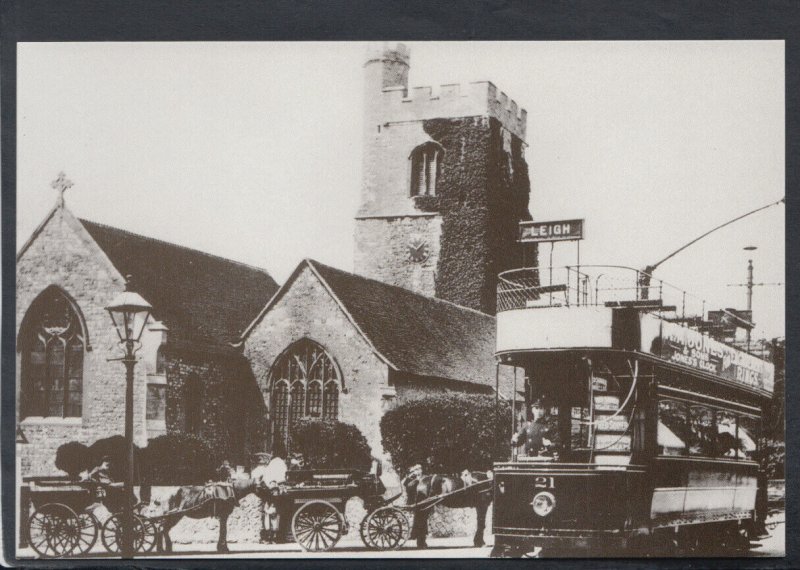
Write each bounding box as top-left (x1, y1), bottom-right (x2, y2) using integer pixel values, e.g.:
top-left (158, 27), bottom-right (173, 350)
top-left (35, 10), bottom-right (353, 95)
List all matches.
top-left (409, 142), bottom-right (443, 197)
top-left (267, 339), bottom-right (342, 450)
top-left (20, 288), bottom-right (86, 419)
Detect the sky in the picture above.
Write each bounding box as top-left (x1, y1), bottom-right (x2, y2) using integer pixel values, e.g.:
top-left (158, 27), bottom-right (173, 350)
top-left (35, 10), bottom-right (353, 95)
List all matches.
top-left (16, 41), bottom-right (785, 339)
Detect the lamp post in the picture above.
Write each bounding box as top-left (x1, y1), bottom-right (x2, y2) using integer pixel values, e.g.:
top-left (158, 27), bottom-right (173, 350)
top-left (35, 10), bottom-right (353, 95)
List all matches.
top-left (105, 278), bottom-right (152, 559)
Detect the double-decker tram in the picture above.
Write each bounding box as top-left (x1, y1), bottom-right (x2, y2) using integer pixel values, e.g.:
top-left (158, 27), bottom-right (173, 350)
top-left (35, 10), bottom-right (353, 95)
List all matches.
top-left (490, 266), bottom-right (775, 557)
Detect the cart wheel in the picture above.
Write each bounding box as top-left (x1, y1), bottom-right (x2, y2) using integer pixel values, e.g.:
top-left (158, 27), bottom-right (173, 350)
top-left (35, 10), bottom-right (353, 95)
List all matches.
top-left (101, 513), bottom-right (148, 553)
top-left (360, 506), bottom-right (409, 550)
top-left (73, 511), bottom-right (99, 555)
top-left (28, 503), bottom-right (80, 558)
top-left (292, 500), bottom-right (344, 552)
top-left (138, 518), bottom-right (159, 553)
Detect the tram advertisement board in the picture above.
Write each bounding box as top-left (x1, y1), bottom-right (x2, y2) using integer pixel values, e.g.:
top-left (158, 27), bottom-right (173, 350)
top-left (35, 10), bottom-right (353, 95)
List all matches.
top-left (519, 219), bottom-right (584, 242)
top-left (643, 319), bottom-right (774, 394)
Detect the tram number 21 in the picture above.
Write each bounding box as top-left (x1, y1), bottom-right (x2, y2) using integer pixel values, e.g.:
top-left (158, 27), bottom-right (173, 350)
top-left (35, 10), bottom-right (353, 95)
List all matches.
top-left (534, 476), bottom-right (555, 489)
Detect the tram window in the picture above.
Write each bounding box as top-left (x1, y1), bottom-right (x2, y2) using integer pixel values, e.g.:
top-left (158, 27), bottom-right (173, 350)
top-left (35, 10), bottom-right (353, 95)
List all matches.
top-left (715, 410), bottom-right (738, 457)
top-left (688, 406), bottom-right (714, 456)
top-left (658, 400), bottom-right (688, 456)
top-left (571, 406), bottom-right (590, 449)
top-left (737, 415), bottom-right (759, 460)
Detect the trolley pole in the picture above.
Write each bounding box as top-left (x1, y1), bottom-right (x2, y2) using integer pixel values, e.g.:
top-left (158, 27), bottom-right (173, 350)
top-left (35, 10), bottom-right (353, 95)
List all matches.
top-left (745, 258), bottom-right (754, 349)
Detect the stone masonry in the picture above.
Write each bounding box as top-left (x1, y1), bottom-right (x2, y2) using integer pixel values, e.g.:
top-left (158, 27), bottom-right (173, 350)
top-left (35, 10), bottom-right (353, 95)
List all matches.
top-left (16, 206), bottom-right (148, 476)
top-left (355, 43), bottom-right (533, 314)
top-left (244, 264), bottom-right (392, 457)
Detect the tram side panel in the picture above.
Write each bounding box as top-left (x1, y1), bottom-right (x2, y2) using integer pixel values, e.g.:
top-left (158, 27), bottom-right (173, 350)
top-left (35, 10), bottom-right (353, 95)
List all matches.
top-left (649, 457), bottom-right (758, 528)
top-left (493, 466), bottom-right (649, 543)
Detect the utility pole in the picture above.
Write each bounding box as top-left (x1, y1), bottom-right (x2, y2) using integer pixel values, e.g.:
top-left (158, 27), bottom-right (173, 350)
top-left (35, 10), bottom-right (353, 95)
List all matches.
top-left (727, 247), bottom-right (783, 350)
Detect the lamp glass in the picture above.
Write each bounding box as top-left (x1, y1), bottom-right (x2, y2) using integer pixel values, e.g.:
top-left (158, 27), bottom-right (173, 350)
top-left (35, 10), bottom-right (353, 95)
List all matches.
top-left (106, 291), bottom-right (153, 342)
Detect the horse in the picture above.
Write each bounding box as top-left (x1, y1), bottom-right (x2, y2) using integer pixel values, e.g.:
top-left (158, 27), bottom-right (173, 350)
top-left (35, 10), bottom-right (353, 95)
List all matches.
top-left (143, 477), bottom-right (271, 553)
top-left (404, 468), bottom-right (493, 549)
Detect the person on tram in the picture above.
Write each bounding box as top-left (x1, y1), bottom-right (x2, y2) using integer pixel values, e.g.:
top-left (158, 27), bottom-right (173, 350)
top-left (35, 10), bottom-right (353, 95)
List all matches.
top-left (511, 397), bottom-right (561, 458)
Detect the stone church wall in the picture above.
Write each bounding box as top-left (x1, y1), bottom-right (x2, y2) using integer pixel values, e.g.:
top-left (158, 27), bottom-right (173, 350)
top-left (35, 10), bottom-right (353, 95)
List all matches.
top-left (353, 215), bottom-right (441, 298)
top-left (162, 350), bottom-right (264, 467)
top-left (355, 114), bottom-right (532, 315)
top-left (244, 265), bottom-right (392, 457)
top-left (16, 208), bottom-right (148, 477)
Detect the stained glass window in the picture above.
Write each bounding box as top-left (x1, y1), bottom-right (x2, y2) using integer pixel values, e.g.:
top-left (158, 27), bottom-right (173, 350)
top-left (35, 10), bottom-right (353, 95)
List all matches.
top-left (268, 339), bottom-right (342, 449)
top-left (20, 288), bottom-right (85, 418)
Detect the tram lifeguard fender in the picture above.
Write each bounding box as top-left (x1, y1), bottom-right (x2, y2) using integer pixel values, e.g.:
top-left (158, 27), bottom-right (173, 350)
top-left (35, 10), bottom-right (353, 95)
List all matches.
top-left (496, 306), bottom-right (614, 353)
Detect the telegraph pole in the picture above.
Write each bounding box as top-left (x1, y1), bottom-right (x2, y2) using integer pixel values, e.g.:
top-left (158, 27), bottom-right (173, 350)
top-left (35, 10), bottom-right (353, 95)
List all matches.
top-left (727, 246), bottom-right (783, 350)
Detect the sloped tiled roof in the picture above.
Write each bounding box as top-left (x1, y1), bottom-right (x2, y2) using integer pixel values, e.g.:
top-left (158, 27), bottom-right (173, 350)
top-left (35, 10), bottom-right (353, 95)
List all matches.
top-left (308, 260), bottom-right (497, 387)
top-left (80, 219), bottom-right (279, 348)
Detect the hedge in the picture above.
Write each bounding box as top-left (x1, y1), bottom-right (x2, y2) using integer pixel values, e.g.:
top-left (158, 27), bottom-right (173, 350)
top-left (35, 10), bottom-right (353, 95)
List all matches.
top-left (288, 419), bottom-right (372, 471)
top-left (380, 393), bottom-right (513, 474)
top-left (138, 433), bottom-right (216, 485)
top-left (54, 441), bottom-right (92, 480)
top-left (55, 433), bottom-right (215, 485)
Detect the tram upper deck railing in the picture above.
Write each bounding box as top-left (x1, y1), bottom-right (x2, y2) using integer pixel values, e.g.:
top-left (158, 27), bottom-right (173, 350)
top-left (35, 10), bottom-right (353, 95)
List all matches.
top-left (497, 265), bottom-right (770, 357)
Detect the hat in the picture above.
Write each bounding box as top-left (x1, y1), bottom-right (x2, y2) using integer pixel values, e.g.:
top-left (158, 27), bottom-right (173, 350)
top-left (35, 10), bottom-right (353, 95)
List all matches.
top-left (530, 396), bottom-right (548, 407)
top-left (253, 452), bottom-right (272, 465)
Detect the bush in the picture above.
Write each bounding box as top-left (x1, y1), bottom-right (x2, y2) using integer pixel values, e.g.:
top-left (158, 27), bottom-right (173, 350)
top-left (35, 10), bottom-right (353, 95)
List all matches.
top-left (86, 435), bottom-right (134, 481)
top-left (761, 439), bottom-right (785, 480)
top-left (139, 433), bottom-right (216, 485)
top-left (288, 419), bottom-right (372, 471)
top-left (55, 441), bottom-right (92, 480)
top-left (380, 393), bottom-right (513, 474)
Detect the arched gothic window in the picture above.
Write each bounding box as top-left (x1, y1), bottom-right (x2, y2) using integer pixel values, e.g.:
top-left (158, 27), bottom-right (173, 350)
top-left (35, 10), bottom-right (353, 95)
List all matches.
top-left (268, 339), bottom-right (342, 449)
top-left (409, 142), bottom-right (442, 197)
top-left (19, 287), bottom-right (86, 418)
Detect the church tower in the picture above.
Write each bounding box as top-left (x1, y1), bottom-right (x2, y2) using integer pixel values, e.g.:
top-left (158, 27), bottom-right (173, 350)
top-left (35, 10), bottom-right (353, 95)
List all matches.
top-left (354, 43), bottom-right (533, 315)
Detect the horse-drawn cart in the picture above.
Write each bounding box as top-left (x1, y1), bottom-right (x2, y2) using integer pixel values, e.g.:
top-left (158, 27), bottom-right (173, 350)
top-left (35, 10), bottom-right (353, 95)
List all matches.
top-left (279, 469), bottom-right (493, 552)
top-left (25, 479), bottom-right (157, 558)
top-left (278, 468), bottom-right (393, 551)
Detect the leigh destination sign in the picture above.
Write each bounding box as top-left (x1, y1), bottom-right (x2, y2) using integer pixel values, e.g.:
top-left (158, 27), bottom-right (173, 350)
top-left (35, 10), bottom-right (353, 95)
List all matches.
top-left (519, 219), bottom-right (584, 243)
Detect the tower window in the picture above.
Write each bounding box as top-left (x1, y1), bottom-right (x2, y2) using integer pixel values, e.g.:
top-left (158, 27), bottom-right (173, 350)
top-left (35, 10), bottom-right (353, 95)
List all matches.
top-left (410, 142), bottom-right (442, 197)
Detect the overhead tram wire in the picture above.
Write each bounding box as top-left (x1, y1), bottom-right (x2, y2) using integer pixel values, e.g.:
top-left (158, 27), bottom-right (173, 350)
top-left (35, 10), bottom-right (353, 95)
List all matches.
top-left (638, 197), bottom-right (785, 299)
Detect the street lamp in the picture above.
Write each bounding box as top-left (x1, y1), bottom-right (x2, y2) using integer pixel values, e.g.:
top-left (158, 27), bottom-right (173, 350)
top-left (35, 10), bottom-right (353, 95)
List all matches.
top-left (105, 278), bottom-right (152, 559)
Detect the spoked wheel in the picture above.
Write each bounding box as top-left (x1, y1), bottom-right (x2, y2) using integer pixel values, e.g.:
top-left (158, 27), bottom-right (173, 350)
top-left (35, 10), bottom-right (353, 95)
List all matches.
top-left (138, 518), bottom-right (159, 553)
top-left (27, 503), bottom-right (81, 558)
top-left (360, 506), bottom-right (409, 550)
top-left (292, 500), bottom-right (344, 552)
top-left (101, 513), bottom-right (151, 553)
top-left (73, 511), bottom-right (100, 555)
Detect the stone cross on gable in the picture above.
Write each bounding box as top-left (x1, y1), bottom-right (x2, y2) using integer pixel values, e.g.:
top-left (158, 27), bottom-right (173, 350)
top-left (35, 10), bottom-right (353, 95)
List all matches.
top-left (51, 171), bottom-right (73, 206)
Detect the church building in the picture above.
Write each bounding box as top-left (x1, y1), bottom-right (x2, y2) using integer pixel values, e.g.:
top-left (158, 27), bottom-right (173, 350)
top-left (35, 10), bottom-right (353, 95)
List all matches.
top-left (15, 43), bottom-right (533, 479)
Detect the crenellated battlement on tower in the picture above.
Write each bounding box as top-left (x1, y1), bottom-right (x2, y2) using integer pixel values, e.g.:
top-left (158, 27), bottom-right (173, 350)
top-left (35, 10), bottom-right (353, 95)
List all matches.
top-left (378, 80), bottom-right (527, 141)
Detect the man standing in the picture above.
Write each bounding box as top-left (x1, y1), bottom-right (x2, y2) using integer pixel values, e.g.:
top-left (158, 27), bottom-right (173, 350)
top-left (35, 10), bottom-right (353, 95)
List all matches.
top-left (511, 397), bottom-right (560, 457)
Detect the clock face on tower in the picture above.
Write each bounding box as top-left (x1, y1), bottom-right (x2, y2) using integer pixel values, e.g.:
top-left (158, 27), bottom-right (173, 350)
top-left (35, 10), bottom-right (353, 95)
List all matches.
top-left (407, 238), bottom-right (429, 263)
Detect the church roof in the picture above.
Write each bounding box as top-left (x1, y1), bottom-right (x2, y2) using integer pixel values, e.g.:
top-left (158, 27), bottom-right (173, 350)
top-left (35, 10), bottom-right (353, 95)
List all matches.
top-left (245, 259), bottom-right (498, 388)
top-left (80, 219), bottom-right (279, 349)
